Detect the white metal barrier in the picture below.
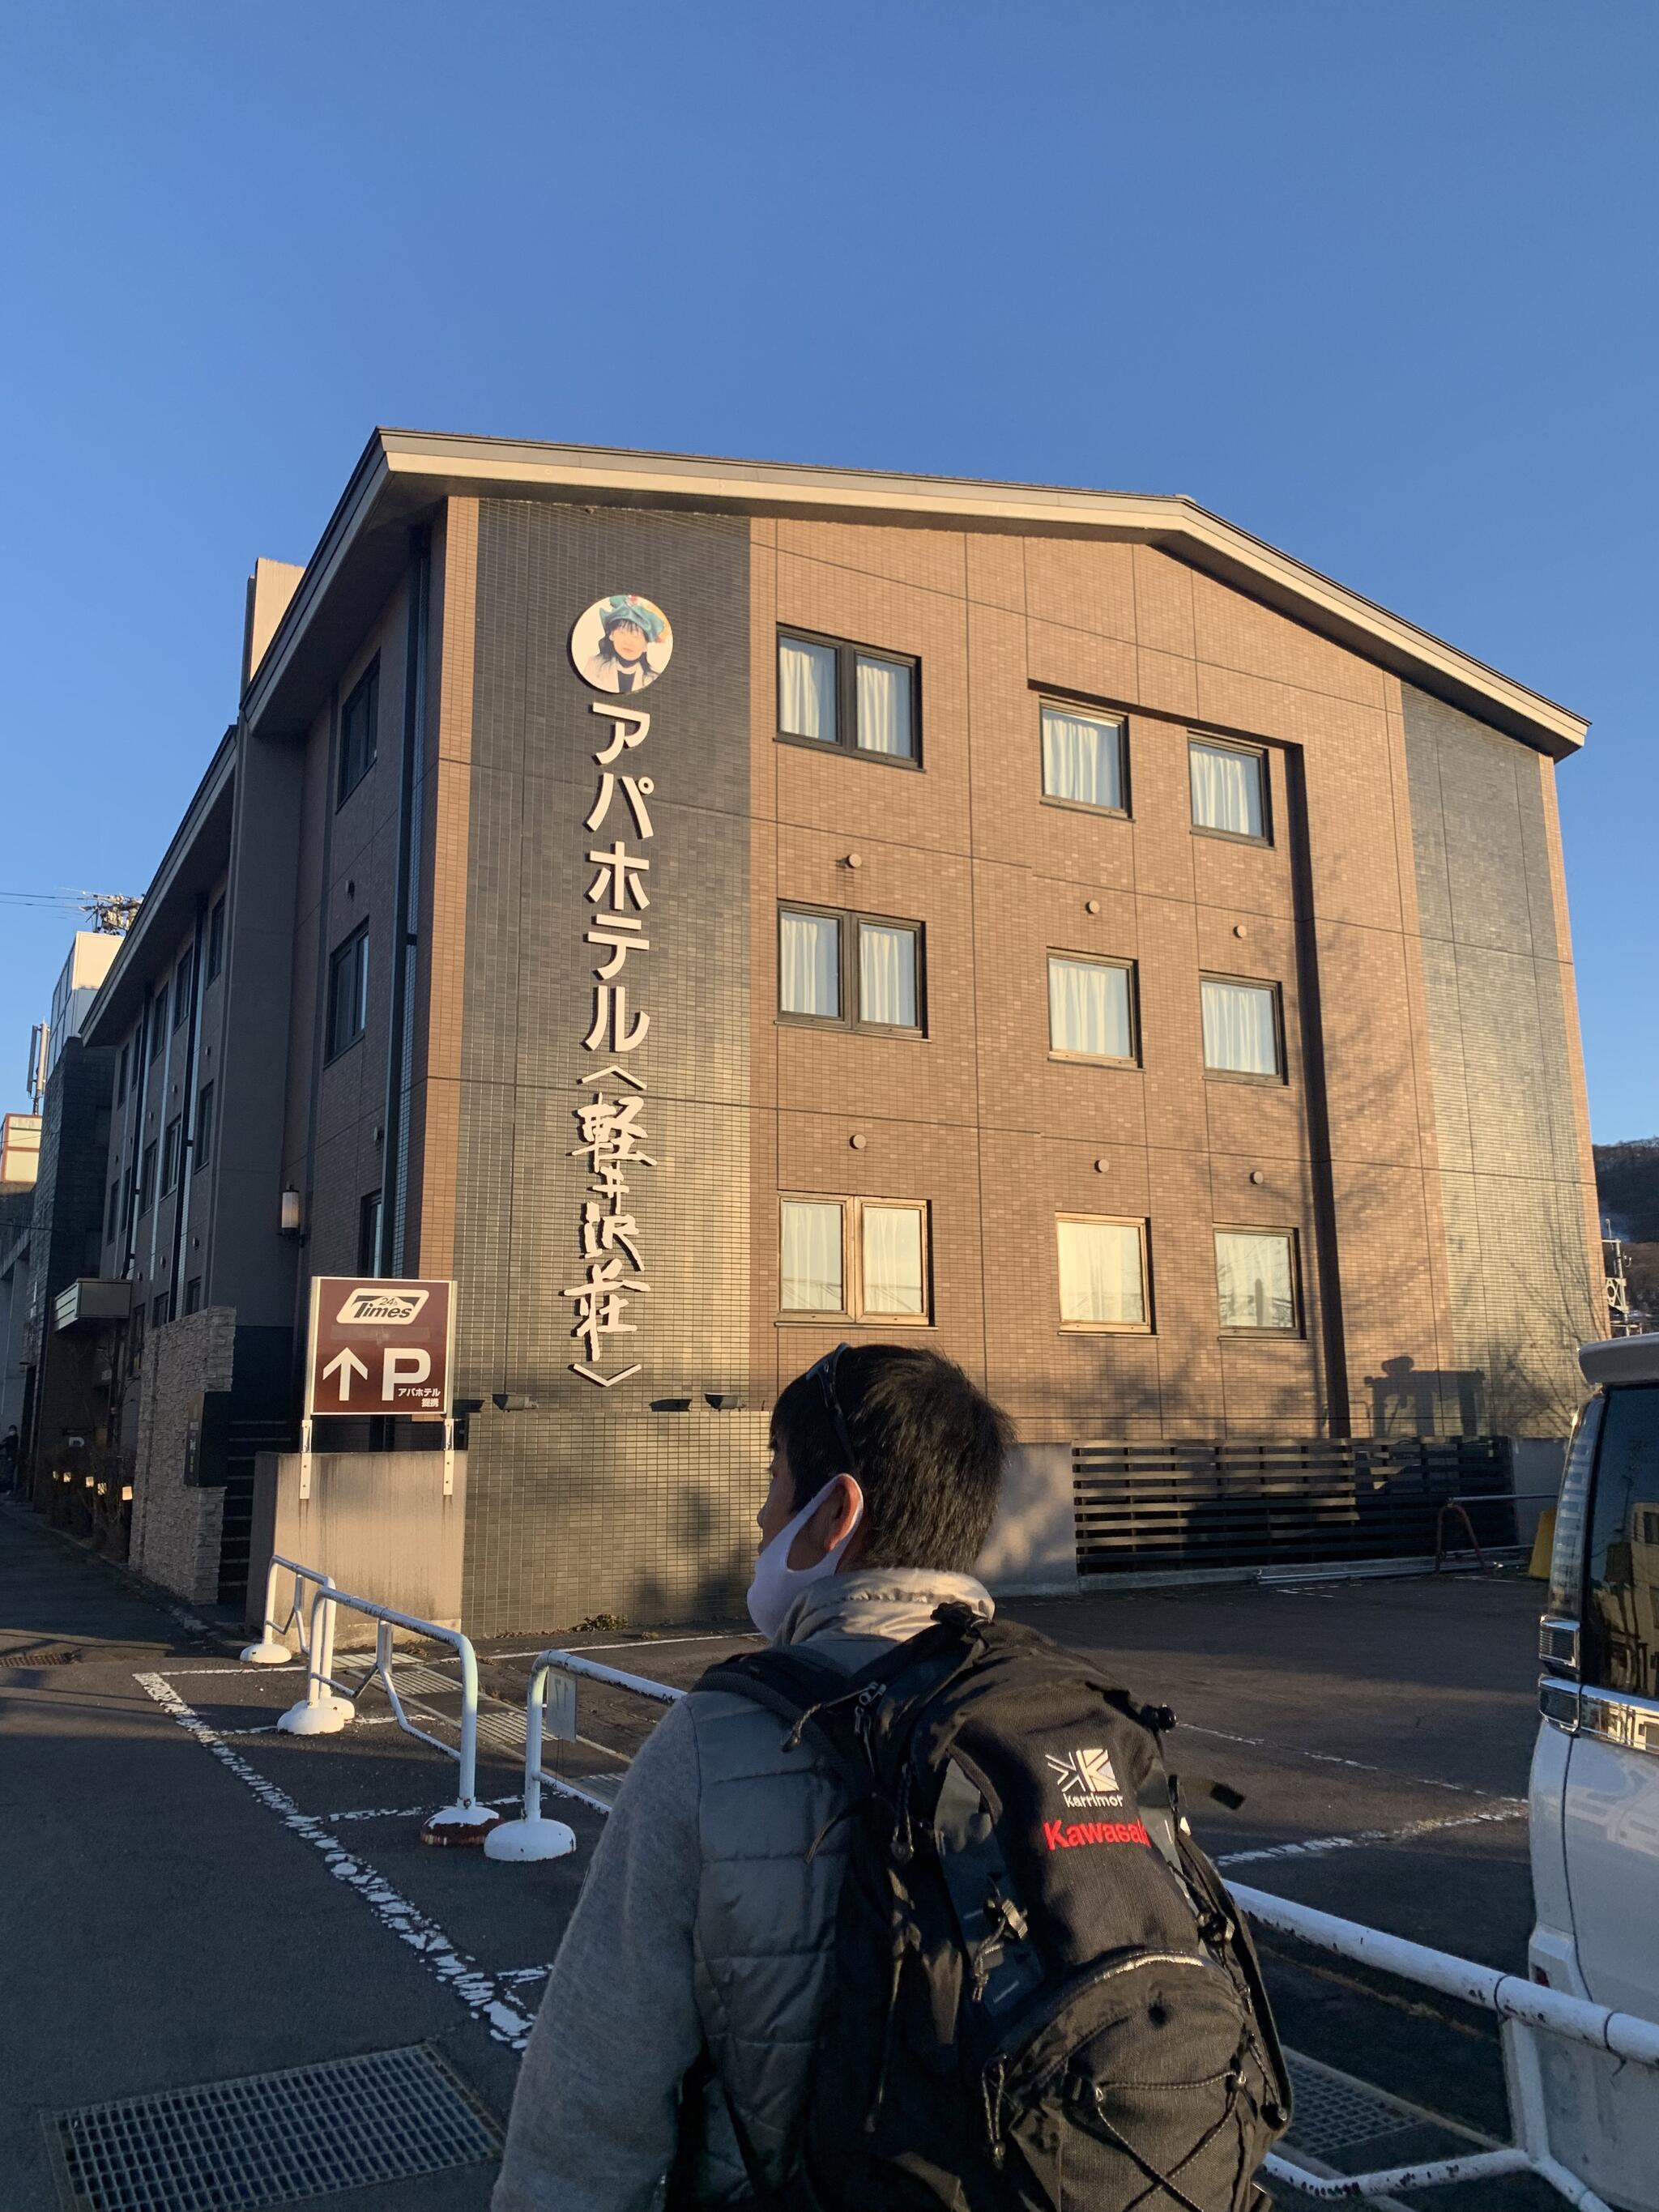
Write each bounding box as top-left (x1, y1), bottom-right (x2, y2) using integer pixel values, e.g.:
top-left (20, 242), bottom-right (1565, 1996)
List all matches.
top-left (1230, 1880), bottom-right (1659, 2207)
top-left (241, 1565), bottom-right (501, 1847)
top-left (484, 1647), bottom-right (684, 1862)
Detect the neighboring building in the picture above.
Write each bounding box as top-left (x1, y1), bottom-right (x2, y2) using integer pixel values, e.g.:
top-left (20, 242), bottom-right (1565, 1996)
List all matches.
top-left (46, 932), bottom-right (122, 1078)
top-left (0, 1183), bottom-right (34, 1448)
top-left (85, 434), bottom-right (1604, 1626)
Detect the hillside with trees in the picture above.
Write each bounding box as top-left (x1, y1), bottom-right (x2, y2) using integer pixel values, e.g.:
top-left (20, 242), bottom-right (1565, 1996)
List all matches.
top-left (1596, 1139), bottom-right (1659, 1329)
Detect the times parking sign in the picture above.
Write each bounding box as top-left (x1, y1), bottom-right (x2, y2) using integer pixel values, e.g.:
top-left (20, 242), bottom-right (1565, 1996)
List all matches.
top-left (304, 1276), bottom-right (455, 1417)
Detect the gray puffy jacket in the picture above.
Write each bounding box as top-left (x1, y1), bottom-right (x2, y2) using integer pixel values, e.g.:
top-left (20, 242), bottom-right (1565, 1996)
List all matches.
top-left (493, 1571), bottom-right (996, 2212)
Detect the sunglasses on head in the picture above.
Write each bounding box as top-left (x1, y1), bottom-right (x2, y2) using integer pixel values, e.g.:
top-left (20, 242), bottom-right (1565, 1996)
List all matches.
top-left (806, 1343), bottom-right (860, 1481)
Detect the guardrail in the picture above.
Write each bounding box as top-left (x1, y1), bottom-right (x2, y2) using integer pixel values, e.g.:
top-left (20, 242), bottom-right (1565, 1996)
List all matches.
top-left (241, 1567), bottom-right (501, 1848)
top-left (1432, 1489), bottom-right (1558, 1571)
top-left (1231, 1880), bottom-right (1659, 2205)
top-left (484, 1647), bottom-right (684, 1862)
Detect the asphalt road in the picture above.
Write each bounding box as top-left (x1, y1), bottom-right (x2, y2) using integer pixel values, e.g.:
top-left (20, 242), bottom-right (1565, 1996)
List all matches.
top-left (0, 1506), bottom-right (1550, 2211)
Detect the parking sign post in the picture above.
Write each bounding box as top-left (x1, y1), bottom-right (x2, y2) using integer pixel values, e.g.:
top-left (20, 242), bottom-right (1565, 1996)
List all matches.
top-left (301, 1281), bottom-right (458, 1478)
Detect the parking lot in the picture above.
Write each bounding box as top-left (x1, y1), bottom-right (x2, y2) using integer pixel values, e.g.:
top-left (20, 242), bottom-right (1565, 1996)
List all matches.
top-left (2, 1505), bottom-right (1553, 2210)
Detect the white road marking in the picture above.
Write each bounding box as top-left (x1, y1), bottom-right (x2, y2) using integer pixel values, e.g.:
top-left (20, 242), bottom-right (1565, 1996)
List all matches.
top-left (499, 1965), bottom-right (552, 1984)
top-left (1178, 1721), bottom-right (1525, 1804)
top-left (481, 1631), bottom-right (755, 1662)
top-left (1216, 1805), bottom-right (1526, 1869)
top-left (148, 1664), bottom-right (303, 1677)
top-left (325, 1794), bottom-right (522, 1824)
top-left (135, 1672), bottom-right (540, 2050)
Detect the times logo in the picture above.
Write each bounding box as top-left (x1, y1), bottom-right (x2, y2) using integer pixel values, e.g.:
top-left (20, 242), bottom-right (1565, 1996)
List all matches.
top-left (335, 1288), bottom-right (430, 1326)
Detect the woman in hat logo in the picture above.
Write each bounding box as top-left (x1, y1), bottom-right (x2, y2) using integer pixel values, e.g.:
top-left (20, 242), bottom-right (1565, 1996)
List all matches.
top-left (572, 593), bottom-right (673, 696)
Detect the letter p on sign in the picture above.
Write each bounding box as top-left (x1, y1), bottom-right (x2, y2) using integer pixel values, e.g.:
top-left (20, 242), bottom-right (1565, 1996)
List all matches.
top-left (383, 1347), bottom-right (432, 1400)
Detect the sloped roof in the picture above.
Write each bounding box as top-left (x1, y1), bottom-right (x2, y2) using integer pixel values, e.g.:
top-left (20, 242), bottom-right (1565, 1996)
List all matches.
top-left (243, 429), bottom-right (1587, 757)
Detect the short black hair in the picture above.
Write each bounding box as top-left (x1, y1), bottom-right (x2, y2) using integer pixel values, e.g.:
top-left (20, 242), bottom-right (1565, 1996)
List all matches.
top-left (770, 1345), bottom-right (1012, 1574)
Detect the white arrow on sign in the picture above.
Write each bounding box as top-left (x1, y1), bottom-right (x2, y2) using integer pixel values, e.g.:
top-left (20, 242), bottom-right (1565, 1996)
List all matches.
top-left (322, 1347), bottom-right (371, 1401)
top-left (383, 1347), bottom-right (433, 1400)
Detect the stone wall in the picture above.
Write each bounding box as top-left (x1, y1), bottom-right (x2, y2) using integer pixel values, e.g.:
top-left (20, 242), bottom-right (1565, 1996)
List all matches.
top-left (130, 1305), bottom-right (235, 1603)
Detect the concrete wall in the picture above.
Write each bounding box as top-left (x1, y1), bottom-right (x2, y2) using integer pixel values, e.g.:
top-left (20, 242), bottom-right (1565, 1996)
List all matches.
top-left (129, 1306), bottom-right (234, 1603)
top-left (247, 1447), bottom-right (468, 1639)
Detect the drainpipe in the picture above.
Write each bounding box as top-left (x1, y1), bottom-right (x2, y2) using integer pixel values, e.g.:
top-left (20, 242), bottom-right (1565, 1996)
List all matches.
top-left (381, 526), bottom-right (431, 1277)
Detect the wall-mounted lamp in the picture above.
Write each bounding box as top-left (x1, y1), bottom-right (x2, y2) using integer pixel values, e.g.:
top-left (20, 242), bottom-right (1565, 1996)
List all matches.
top-left (279, 1187), bottom-right (302, 1235)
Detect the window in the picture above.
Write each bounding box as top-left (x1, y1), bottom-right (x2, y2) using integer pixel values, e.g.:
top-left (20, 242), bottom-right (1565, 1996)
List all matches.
top-left (1582, 1386), bottom-right (1659, 1698)
top-left (116, 1042), bottom-right (129, 1105)
top-left (207, 896), bottom-right (226, 982)
top-left (1189, 739), bottom-right (1268, 841)
top-left (1056, 1217), bottom-right (1150, 1331)
top-left (1048, 954), bottom-right (1136, 1063)
top-left (1041, 703), bottom-right (1126, 813)
top-left (1215, 1229), bottom-right (1299, 1332)
top-left (106, 1178), bottom-right (120, 1243)
top-left (326, 923), bottom-right (370, 1059)
top-left (152, 1291), bottom-right (172, 1329)
top-left (779, 1197), bottom-right (931, 1321)
top-left (358, 1190), bottom-right (383, 1276)
top-left (778, 906), bottom-right (923, 1034)
top-left (161, 1116), bottom-right (182, 1195)
top-left (173, 948), bottom-right (194, 1029)
top-left (184, 1277), bottom-right (202, 1316)
top-left (194, 1082), bottom-right (214, 1171)
top-left (139, 1140), bottom-right (158, 1216)
top-left (1201, 976), bottom-right (1283, 1080)
top-left (148, 995), bottom-right (167, 1063)
top-left (338, 659), bottom-right (379, 803)
top-left (777, 630), bottom-right (919, 763)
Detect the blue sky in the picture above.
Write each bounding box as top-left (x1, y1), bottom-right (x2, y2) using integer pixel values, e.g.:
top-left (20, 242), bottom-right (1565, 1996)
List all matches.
top-left (2, 3), bottom-right (1653, 1136)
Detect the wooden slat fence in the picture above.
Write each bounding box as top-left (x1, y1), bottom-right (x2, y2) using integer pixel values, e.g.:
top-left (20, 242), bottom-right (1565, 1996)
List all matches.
top-left (1073, 1434), bottom-right (1512, 1576)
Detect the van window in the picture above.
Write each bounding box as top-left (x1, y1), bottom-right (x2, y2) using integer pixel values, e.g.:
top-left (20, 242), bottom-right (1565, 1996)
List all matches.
top-left (1582, 1383), bottom-right (1659, 1701)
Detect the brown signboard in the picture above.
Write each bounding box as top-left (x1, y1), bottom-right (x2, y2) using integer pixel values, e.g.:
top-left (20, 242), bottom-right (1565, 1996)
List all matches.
top-left (305, 1277), bottom-right (455, 1418)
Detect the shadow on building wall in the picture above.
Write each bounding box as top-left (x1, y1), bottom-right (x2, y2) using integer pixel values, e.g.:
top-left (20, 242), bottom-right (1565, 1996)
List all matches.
top-left (1363, 1355), bottom-right (1484, 1438)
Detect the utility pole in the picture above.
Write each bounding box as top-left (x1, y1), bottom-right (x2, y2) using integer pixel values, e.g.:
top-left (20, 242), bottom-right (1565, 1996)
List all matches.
top-left (79, 893), bottom-right (142, 935)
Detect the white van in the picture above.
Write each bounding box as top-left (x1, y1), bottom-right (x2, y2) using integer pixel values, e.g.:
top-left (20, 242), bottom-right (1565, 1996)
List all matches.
top-left (1529, 1331), bottom-right (1659, 2206)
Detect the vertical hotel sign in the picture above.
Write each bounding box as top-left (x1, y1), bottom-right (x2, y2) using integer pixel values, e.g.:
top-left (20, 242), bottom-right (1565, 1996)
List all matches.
top-left (565, 594), bottom-right (674, 1387)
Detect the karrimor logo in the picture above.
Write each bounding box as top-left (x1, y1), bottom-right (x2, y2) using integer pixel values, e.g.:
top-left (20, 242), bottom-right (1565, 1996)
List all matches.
top-left (1045, 1745), bottom-right (1124, 1810)
top-left (336, 1287), bottom-right (430, 1326)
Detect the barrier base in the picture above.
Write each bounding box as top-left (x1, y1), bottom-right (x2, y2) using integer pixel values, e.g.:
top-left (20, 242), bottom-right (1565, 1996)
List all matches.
top-left (421, 1800), bottom-right (504, 1848)
top-left (279, 1695), bottom-right (353, 1735)
top-left (484, 1816), bottom-right (578, 1863)
top-left (241, 1639), bottom-right (293, 1665)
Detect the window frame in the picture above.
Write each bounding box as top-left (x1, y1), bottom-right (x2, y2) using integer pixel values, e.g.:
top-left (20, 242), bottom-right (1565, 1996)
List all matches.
top-left (116, 1041), bottom-right (129, 1105)
top-left (148, 995), bottom-right (167, 1063)
top-left (207, 896), bottom-right (226, 982)
top-left (173, 948), bottom-right (194, 1030)
top-left (106, 1178), bottom-right (120, 1245)
top-left (778, 1194), bottom-right (933, 1325)
top-left (160, 1116), bottom-right (182, 1196)
top-left (1055, 1213), bottom-right (1154, 1335)
top-left (1188, 735), bottom-right (1272, 846)
top-left (194, 1081), bottom-right (214, 1173)
top-left (1038, 697), bottom-right (1131, 820)
top-left (152, 1291), bottom-right (173, 1329)
top-left (138, 1140), bottom-right (158, 1217)
top-left (1198, 971), bottom-right (1286, 1085)
top-left (1213, 1224), bottom-right (1303, 1337)
top-left (337, 657), bottom-right (380, 807)
top-left (776, 627), bottom-right (923, 770)
top-left (325, 921), bottom-right (371, 1063)
top-left (358, 1189), bottom-right (384, 1276)
top-left (777, 902), bottom-right (926, 1038)
top-left (1046, 950), bottom-right (1140, 1067)
top-left (184, 1276), bottom-right (203, 1315)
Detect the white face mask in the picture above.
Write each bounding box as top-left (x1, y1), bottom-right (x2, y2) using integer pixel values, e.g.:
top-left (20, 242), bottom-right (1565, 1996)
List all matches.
top-left (746, 1475), bottom-right (865, 1643)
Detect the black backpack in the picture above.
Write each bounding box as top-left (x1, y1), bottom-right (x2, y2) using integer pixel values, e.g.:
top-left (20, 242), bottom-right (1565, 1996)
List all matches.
top-left (691, 1604), bottom-right (1290, 2212)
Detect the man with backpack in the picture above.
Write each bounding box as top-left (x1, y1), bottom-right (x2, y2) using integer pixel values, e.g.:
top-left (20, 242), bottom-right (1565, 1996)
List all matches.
top-left (493, 1344), bottom-right (1286, 2212)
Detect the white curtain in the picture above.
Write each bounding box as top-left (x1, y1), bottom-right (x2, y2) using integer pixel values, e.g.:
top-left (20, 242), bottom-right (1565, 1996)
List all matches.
top-left (1048, 957), bottom-right (1131, 1059)
top-left (1201, 978), bottom-right (1277, 1075)
top-left (781, 1201), bottom-right (843, 1311)
top-left (855, 656), bottom-right (914, 757)
top-left (862, 1204), bottom-right (925, 1315)
top-left (780, 910), bottom-right (840, 1016)
top-left (859, 923), bottom-right (917, 1027)
top-left (1056, 1218), bottom-right (1145, 1326)
top-left (779, 637), bottom-right (837, 741)
top-left (1189, 742), bottom-right (1264, 836)
top-left (1215, 1231), bottom-right (1295, 1330)
top-left (1042, 708), bottom-right (1122, 809)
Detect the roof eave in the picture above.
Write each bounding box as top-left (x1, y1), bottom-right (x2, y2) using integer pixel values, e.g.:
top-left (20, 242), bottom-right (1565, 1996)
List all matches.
top-left (241, 430), bottom-right (1588, 758)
